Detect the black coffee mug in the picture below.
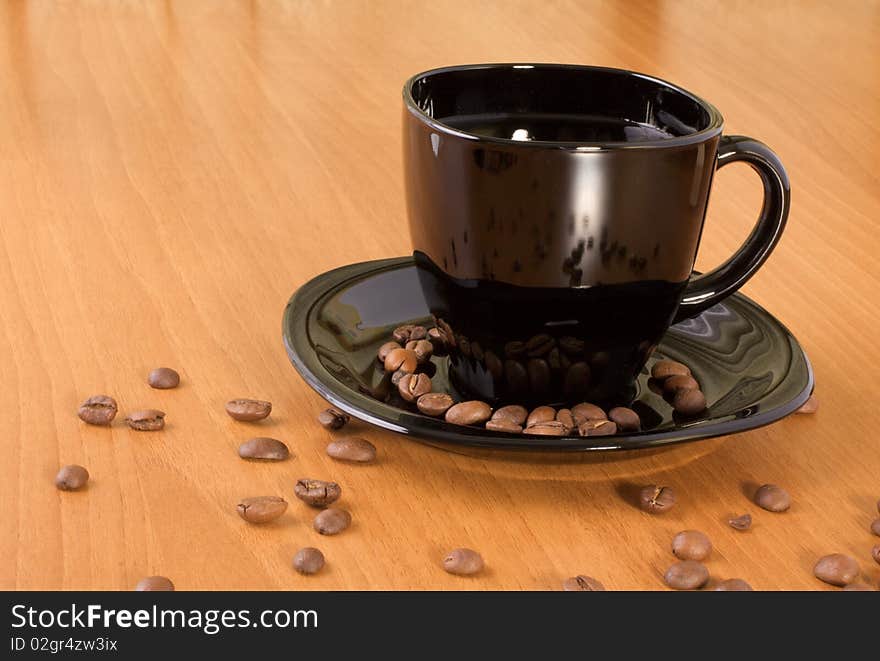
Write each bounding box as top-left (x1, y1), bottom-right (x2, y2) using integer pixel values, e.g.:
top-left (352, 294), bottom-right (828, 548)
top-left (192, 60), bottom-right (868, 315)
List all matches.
top-left (402, 64), bottom-right (789, 407)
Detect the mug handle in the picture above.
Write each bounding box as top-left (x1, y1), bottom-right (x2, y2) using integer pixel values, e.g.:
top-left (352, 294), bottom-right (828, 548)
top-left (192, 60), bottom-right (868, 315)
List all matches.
top-left (673, 135), bottom-right (790, 324)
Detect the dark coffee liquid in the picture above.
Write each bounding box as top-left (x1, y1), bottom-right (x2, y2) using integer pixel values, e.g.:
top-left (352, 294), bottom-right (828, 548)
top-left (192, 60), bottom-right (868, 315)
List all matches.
top-left (415, 252), bottom-right (686, 407)
top-left (440, 113), bottom-right (677, 142)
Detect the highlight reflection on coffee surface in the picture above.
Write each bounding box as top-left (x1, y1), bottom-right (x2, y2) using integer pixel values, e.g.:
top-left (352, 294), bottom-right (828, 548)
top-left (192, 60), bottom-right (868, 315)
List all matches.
top-left (403, 64), bottom-right (786, 407)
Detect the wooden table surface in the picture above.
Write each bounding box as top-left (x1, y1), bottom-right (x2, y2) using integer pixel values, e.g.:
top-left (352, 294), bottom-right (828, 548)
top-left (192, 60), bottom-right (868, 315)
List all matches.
top-left (2, 0), bottom-right (878, 591)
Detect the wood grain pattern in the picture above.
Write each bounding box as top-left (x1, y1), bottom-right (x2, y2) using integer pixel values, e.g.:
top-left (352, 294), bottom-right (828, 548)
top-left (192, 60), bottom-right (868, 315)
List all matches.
top-left (1, 0), bottom-right (878, 591)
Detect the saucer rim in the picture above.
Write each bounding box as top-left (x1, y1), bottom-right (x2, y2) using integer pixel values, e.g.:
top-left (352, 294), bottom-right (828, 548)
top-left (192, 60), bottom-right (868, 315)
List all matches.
top-left (283, 257), bottom-right (814, 452)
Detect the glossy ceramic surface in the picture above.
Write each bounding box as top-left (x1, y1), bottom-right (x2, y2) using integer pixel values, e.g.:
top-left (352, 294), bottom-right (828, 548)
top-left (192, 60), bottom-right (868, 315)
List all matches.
top-left (283, 258), bottom-right (813, 452)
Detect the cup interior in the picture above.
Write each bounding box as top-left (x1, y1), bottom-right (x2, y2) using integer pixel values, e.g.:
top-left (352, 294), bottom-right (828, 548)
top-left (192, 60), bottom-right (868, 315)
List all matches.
top-left (406, 64), bottom-right (718, 146)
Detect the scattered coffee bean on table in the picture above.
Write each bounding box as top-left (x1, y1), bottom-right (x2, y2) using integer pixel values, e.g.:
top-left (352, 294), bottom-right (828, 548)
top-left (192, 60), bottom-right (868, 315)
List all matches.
top-left (135, 576), bottom-right (175, 591)
top-left (578, 419), bottom-right (617, 437)
top-left (754, 484), bottom-right (791, 512)
top-left (714, 578), bottom-right (753, 591)
top-left (673, 388), bottom-right (707, 416)
top-left (485, 419), bottom-right (523, 433)
top-left (237, 496), bottom-right (288, 523)
top-left (443, 548), bottom-right (484, 576)
top-left (562, 575), bottom-right (605, 591)
top-left (608, 407), bottom-right (640, 432)
top-left (226, 399), bottom-right (272, 422)
top-left (870, 518), bottom-right (880, 536)
top-left (638, 485), bottom-right (676, 513)
top-left (526, 406), bottom-right (556, 427)
top-left (55, 465), bottom-right (89, 491)
top-left (294, 479), bottom-right (341, 507)
top-left (843, 583), bottom-right (874, 591)
top-left (293, 547), bottom-right (325, 575)
top-left (377, 341), bottom-right (402, 362)
top-left (664, 560), bottom-right (709, 590)
top-left (148, 367), bottom-right (180, 389)
top-left (77, 395), bottom-right (118, 426)
top-left (871, 545), bottom-right (880, 565)
top-left (796, 395), bottom-right (818, 414)
top-left (398, 373), bottom-right (432, 402)
top-left (492, 405), bottom-right (528, 426)
top-left (326, 437), bottom-right (376, 463)
top-left (238, 437), bottom-right (290, 461)
top-left (651, 360), bottom-right (691, 380)
top-left (318, 407), bottom-right (350, 430)
top-left (672, 530), bottom-right (712, 561)
top-left (813, 553), bottom-right (860, 587)
top-left (416, 393), bottom-right (454, 417)
top-left (728, 513), bottom-right (752, 531)
top-left (314, 508), bottom-right (352, 535)
top-left (384, 348), bottom-right (418, 373)
top-left (445, 401), bottom-right (492, 426)
top-left (125, 409), bottom-right (165, 431)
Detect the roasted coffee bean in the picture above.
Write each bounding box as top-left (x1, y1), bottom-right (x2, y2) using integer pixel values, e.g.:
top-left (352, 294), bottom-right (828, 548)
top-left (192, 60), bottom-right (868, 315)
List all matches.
top-left (639, 485), bottom-right (676, 513)
top-left (578, 419), bottom-right (617, 437)
top-left (673, 388), bottom-right (707, 416)
top-left (503, 360), bottom-right (529, 395)
top-left (663, 374), bottom-right (699, 395)
top-left (524, 421), bottom-right (568, 436)
top-left (416, 392), bottom-right (454, 417)
top-left (406, 339), bottom-right (434, 363)
top-left (445, 401), bottom-right (492, 426)
top-left (437, 319), bottom-right (456, 346)
top-left (754, 484), bottom-right (790, 512)
top-left (714, 579), bottom-right (753, 591)
top-left (384, 348), bottom-right (418, 374)
top-left (148, 367), bottom-right (180, 389)
top-left (672, 530), bottom-right (712, 561)
top-left (77, 395), bottom-right (118, 426)
top-left (492, 405), bottom-right (528, 426)
top-left (563, 362), bottom-right (591, 399)
top-left (326, 437), bottom-right (376, 463)
top-left (556, 408), bottom-right (575, 432)
top-left (608, 407), bottom-right (640, 432)
top-left (797, 395), bottom-right (818, 414)
top-left (392, 324), bottom-right (425, 343)
top-left (314, 508), bottom-right (352, 535)
top-left (562, 575), bottom-right (605, 591)
top-left (526, 405), bottom-right (556, 427)
top-left (664, 560), bottom-right (709, 590)
top-left (651, 360), bottom-right (691, 380)
top-left (226, 399), bottom-right (272, 422)
top-left (427, 327), bottom-right (448, 346)
top-left (293, 547), bottom-right (325, 575)
top-left (237, 496), bottom-right (288, 523)
top-left (571, 402), bottom-right (606, 425)
top-left (318, 407), bottom-right (350, 430)
top-left (525, 333), bottom-right (555, 357)
top-left (485, 419), bottom-right (523, 434)
top-left (872, 545), bottom-right (880, 565)
top-left (390, 370), bottom-right (407, 386)
top-left (484, 350), bottom-right (503, 379)
top-left (504, 340), bottom-right (525, 358)
top-left (239, 437), bottom-right (290, 461)
top-left (294, 479), bottom-right (341, 507)
top-left (398, 372), bottom-right (432, 403)
top-left (443, 548), bottom-right (484, 576)
top-left (55, 465), bottom-right (89, 491)
top-left (870, 518), bottom-right (880, 536)
top-left (728, 513), bottom-right (752, 531)
top-left (125, 409), bottom-right (165, 431)
top-left (527, 358), bottom-right (551, 395)
top-left (409, 325), bottom-right (427, 340)
top-left (813, 554), bottom-right (860, 587)
top-left (558, 336), bottom-right (585, 357)
top-left (135, 576), bottom-right (174, 591)
top-left (378, 341), bottom-right (402, 362)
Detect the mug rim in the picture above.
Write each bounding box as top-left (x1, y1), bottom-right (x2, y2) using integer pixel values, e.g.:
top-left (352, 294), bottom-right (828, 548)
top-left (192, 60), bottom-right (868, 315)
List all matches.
top-left (403, 63), bottom-right (724, 151)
